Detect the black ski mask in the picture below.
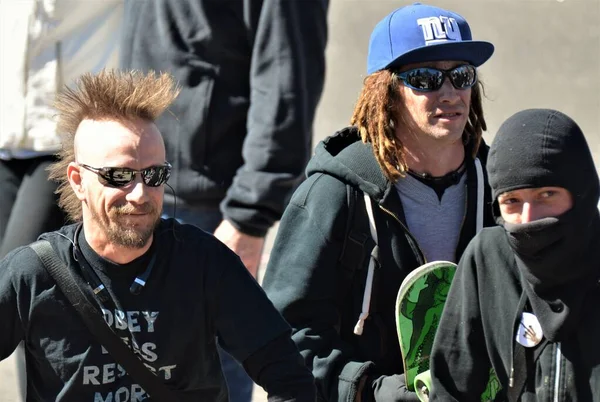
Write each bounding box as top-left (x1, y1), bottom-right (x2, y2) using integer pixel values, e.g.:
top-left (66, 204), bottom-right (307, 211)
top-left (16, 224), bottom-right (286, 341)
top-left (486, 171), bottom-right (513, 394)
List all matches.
top-left (487, 109), bottom-right (600, 291)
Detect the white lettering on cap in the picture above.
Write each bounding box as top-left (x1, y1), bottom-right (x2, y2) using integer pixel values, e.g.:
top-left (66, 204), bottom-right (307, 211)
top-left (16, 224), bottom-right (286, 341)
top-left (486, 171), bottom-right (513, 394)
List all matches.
top-left (417, 16), bottom-right (462, 45)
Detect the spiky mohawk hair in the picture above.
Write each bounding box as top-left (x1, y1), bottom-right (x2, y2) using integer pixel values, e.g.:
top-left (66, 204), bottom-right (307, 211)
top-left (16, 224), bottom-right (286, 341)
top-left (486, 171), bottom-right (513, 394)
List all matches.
top-left (48, 69), bottom-right (180, 221)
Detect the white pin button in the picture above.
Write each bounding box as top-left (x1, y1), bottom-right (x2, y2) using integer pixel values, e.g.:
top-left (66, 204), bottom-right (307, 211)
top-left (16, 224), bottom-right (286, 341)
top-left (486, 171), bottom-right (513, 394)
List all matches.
top-left (516, 312), bottom-right (543, 347)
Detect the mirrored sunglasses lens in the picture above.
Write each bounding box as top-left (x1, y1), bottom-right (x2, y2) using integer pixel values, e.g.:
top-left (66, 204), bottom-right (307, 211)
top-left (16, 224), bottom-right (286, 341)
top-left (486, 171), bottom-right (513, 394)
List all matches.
top-left (450, 66), bottom-right (476, 89)
top-left (142, 166), bottom-right (169, 187)
top-left (405, 68), bottom-right (443, 91)
top-left (107, 168), bottom-right (135, 186)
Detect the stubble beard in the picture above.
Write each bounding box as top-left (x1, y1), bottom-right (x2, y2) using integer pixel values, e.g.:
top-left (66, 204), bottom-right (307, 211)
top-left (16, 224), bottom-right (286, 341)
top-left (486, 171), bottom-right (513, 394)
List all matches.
top-left (91, 204), bottom-right (161, 249)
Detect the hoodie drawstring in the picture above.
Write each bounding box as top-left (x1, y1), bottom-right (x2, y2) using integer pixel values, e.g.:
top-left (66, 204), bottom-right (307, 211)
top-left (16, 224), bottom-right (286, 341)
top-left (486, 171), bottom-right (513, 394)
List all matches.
top-left (354, 159), bottom-right (484, 336)
top-left (475, 157), bottom-right (484, 233)
top-left (354, 193), bottom-right (379, 336)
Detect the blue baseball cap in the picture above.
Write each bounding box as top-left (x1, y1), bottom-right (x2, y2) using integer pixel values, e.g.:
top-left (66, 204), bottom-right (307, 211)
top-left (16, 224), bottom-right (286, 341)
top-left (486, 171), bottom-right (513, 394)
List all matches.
top-left (367, 3), bottom-right (494, 75)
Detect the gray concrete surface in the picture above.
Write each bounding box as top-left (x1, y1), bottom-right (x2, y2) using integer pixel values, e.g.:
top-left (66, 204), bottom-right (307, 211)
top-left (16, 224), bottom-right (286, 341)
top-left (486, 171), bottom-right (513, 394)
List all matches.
top-left (1, 0), bottom-right (599, 400)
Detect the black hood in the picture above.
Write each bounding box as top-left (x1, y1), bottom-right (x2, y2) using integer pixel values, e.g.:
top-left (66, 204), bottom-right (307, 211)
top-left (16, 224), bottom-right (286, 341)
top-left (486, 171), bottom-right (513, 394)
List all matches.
top-left (306, 127), bottom-right (389, 201)
top-left (488, 108), bottom-right (599, 217)
top-left (307, 126), bottom-right (489, 203)
top-left (487, 109), bottom-right (600, 277)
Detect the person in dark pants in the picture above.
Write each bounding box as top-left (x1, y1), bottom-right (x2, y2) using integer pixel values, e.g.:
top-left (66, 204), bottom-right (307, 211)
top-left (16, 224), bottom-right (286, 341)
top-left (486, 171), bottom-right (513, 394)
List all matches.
top-left (0, 158), bottom-right (65, 258)
top-left (0, 0), bottom-right (122, 259)
top-left (120, 1), bottom-right (329, 399)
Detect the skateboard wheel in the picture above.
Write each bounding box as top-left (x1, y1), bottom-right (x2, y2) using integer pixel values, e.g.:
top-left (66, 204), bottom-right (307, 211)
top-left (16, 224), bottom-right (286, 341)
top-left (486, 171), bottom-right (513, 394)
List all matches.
top-left (415, 370), bottom-right (432, 402)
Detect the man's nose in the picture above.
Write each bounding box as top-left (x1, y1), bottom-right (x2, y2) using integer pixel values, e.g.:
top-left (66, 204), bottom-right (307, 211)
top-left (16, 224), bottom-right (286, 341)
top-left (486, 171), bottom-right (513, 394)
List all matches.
top-left (126, 177), bottom-right (150, 203)
top-left (521, 202), bottom-right (534, 223)
top-left (438, 78), bottom-right (461, 103)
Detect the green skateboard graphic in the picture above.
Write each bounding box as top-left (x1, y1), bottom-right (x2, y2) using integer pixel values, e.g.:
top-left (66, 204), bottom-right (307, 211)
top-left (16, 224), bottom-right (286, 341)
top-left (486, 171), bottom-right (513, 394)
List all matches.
top-left (396, 261), bottom-right (501, 401)
top-left (396, 261), bottom-right (457, 392)
top-left (481, 370), bottom-right (502, 401)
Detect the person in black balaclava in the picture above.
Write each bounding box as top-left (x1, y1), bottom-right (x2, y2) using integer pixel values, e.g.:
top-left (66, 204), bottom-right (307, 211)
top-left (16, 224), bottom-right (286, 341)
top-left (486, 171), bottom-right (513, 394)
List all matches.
top-left (429, 109), bottom-right (600, 401)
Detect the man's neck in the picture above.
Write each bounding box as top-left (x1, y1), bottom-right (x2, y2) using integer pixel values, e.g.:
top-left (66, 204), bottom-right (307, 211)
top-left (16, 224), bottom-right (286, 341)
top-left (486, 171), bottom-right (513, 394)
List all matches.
top-left (402, 137), bottom-right (466, 177)
top-left (83, 225), bottom-right (151, 264)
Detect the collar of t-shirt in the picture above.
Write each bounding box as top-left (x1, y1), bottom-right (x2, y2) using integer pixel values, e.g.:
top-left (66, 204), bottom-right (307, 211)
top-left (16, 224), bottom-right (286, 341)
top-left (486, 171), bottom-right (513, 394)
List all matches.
top-left (407, 161), bottom-right (466, 201)
top-left (78, 227), bottom-right (152, 279)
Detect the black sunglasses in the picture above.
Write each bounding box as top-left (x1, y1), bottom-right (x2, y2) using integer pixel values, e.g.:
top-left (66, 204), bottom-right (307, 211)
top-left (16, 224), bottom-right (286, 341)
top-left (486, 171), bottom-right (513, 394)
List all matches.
top-left (79, 162), bottom-right (172, 188)
top-left (394, 64), bottom-right (477, 92)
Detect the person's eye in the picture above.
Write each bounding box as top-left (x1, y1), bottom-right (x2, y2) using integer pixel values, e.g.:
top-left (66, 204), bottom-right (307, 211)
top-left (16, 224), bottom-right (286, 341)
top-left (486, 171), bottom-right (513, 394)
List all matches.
top-left (540, 190), bottom-right (557, 198)
top-left (499, 197), bottom-right (519, 205)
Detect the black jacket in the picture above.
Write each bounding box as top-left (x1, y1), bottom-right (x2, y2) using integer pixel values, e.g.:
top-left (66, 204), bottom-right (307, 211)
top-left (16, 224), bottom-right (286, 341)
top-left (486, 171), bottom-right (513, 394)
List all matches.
top-left (430, 226), bottom-right (600, 402)
top-left (263, 127), bottom-right (495, 401)
top-left (0, 219), bottom-right (315, 401)
top-left (120, 0), bottom-right (328, 236)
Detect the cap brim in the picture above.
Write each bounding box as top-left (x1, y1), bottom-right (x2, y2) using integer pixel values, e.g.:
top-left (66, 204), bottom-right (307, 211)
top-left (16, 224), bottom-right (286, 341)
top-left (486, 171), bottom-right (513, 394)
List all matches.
top-left (386, 41), bottom-right (494, 69)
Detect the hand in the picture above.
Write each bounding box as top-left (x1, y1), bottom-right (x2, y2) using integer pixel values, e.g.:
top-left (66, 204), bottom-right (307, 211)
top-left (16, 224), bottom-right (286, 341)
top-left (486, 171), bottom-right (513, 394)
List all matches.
top-left (371, 374), bottom-right (420, 402)
top-left (213, 219), bottom-right (265, 278)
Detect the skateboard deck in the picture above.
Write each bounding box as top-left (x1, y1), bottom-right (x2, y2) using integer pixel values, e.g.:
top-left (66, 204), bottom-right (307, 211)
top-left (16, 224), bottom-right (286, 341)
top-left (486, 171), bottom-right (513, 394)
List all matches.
top-left (396, 261), bottom-right (501, 401)
top-left (396, 261), bottom-right (457, 392)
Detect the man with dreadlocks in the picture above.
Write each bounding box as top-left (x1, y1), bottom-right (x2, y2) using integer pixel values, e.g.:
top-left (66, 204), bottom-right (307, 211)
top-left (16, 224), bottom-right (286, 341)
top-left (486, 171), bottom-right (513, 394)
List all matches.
top-left (263, 3), bottom-right (495, 402)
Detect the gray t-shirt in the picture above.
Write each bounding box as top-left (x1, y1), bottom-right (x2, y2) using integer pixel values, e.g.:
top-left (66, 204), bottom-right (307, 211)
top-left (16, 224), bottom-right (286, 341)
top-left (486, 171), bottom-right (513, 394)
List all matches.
top-left (395, 173), bottom-right (467, 263)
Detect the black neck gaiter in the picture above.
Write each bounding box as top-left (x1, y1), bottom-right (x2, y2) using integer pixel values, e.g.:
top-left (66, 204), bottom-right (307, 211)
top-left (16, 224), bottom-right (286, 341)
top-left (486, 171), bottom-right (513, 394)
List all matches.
top-left (505, 214), bottom-right (600, 341)
top-left (502, 210), bottom-right (598, 291)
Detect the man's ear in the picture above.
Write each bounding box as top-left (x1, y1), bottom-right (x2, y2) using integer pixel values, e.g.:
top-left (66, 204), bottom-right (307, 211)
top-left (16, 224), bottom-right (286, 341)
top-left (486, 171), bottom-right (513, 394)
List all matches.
top-left (67, 162), bottom-right (86, 201)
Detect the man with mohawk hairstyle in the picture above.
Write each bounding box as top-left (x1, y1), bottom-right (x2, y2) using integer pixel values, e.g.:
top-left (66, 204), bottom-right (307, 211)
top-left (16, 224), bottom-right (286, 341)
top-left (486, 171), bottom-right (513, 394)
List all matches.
top-left (0, 70), bottom-right (315, 401)
top-left (263, 3), bottom-right (495, 401)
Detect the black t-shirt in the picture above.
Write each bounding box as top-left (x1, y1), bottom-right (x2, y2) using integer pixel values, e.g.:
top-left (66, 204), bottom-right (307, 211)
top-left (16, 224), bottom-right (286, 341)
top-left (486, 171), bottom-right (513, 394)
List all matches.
top-left (0, 219), bottom-right (290, 401)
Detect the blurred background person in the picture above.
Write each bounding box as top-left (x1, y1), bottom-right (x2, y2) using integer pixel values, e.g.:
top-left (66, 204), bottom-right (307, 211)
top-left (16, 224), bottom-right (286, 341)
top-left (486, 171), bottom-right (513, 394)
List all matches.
top-left (0, 0), bottom-right (123, 399)
top-left (120, 1), bottom-right (328, 400)
top-left (0, 0), bottom-right (122, 258)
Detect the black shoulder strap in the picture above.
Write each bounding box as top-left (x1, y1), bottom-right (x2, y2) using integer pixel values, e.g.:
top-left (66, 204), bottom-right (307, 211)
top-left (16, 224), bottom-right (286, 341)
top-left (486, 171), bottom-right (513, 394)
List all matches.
top-left (29, 240), bottom-right (178, 402)
top-left (336, 185), bottom-right (375, 307)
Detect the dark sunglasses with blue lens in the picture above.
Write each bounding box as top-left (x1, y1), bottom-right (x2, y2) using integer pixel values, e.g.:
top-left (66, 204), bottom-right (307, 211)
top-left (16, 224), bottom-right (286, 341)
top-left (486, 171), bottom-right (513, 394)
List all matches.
top-left (79, 162), bottom-right (172, 187)
top-left (393, 64), bottom-right (477, 92)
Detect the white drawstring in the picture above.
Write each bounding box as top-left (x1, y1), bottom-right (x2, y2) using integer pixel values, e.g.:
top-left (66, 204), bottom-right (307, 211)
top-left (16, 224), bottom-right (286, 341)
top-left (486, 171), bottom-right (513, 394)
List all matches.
top-left (354, 193), bottom-right (378, 336)
top-left (354, 160), bottom-right (484, 336)
top-left (474, 158), bottom-right (484, 234)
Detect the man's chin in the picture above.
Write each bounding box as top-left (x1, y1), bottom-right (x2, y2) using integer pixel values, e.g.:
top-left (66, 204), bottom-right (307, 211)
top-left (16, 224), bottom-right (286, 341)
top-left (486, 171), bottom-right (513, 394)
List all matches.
top-left (108, 218), bottom-right (159, 249)
top-left (430, 127), bottom-right (466, 142)
top-left (109, 230), bottom-right (153, 249)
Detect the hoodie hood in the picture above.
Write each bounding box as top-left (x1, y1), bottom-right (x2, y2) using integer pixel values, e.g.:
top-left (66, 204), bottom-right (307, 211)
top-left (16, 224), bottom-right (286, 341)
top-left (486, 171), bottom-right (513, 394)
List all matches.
top-left (308, 126), bottom-right (489, 202)
top-left (306, 127), bottom-right (389, 200)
